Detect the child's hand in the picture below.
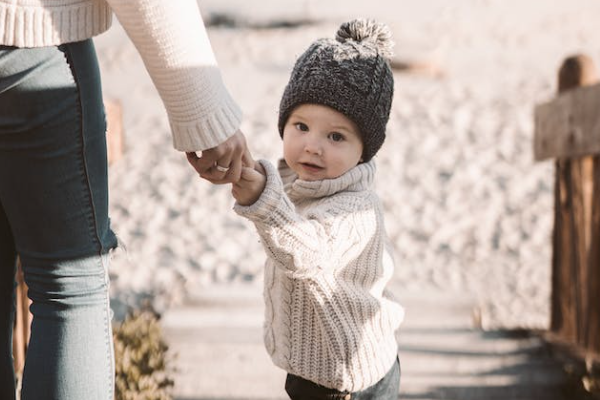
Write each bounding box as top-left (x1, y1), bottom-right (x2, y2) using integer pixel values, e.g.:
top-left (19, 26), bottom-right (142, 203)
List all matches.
top-left (232, 165), bottom-right (266, 206)
top-left (253, 160), bottom-right (266, 176)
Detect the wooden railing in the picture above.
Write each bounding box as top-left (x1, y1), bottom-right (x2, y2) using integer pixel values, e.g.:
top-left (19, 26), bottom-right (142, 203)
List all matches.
top-left (534, 54), bottom-right (600, 361)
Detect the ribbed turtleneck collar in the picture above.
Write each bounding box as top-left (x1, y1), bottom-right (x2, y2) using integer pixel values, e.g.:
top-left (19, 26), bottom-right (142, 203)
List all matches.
top-left (277, 159), bottom-right (376, 201)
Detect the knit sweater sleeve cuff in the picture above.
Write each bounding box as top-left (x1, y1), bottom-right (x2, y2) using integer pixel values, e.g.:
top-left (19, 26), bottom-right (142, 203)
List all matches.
top-left (169, 74), bottom-right (243, 151)
top-left (233, 159), bottom-right (284, 222)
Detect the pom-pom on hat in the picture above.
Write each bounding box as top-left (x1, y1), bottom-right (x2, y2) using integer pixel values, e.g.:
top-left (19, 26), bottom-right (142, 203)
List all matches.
top-left (278, 19), bottom-right (395, 162)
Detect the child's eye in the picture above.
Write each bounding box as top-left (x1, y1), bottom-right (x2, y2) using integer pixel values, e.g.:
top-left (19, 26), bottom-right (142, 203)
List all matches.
top-left (329, 132), bottom-right (344, 142)
top-left (295, 122), bottom-right (309, 132)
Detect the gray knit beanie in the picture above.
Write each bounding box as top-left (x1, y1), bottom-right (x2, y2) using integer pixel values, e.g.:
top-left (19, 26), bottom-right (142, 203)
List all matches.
top-left (278, 19), bottom-right (394, 162)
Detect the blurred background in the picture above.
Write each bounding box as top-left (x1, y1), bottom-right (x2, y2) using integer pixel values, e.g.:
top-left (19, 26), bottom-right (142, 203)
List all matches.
top-left (95, 0), bottom-right (600, 330)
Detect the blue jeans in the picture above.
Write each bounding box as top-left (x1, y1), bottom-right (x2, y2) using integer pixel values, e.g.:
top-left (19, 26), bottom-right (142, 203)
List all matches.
top-left (285, 357), bottom-right (401, 400)
top-left (0, 40), bottom-right (118, 400)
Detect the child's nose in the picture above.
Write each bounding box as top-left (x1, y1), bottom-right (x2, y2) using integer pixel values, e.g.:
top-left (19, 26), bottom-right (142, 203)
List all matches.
top-left (304, 136), bottom-right (323, 155)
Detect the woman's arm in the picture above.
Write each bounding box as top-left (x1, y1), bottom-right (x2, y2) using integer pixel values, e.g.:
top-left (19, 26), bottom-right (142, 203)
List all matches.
top-left (106, 0), bottom-right (242, 152)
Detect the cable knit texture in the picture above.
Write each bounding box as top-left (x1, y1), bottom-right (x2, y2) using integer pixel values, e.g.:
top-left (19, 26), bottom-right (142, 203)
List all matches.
top-left (234, 159), bottom-right (404, 392)
top-left (0, 0), bottom-right (242, 151)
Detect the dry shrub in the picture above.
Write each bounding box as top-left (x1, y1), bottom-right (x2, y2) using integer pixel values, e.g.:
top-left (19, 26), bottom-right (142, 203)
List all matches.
top-left (113, 310), bottom-right (175, 400)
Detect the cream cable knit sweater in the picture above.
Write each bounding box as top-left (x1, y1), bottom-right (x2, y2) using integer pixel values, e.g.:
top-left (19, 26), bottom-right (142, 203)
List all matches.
top-left (234, 159), bottom-right (404, 392)
top-left (0, 0), bottom-right (242, 151)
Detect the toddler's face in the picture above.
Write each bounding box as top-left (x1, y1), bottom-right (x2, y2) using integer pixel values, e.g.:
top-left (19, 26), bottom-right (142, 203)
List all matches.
top-left (282, 104), bottom-right (363, 181)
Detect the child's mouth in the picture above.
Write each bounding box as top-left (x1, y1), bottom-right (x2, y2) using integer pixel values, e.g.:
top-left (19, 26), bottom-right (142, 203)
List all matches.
top-left (300, 162), bottom-right (324, 173)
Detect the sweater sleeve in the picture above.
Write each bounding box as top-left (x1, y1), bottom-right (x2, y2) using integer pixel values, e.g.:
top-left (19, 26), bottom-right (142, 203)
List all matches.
top-left (234, 160), bottom-right (379, 279)
top-left (105, 0), bottom-right (242, 151)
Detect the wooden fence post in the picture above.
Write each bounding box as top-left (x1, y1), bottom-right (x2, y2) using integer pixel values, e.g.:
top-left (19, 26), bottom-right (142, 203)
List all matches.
top-left (553, 55), bottom-right (599, 350)
top-left (535, 54), bottom-right (600, 360)
top-left (590, 157), bottom-right (600, 353)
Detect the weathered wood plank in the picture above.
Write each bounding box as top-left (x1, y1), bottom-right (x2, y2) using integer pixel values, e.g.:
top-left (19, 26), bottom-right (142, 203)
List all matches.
top-left (569, 158), bottom-right (591, 346)
top-left (552, 159), bottom-right (577, 341)
top-left (548, 54), bottom-right (600, 361)
top-left (535, 54), bottom-right (599, 161)
top-left (534, 83), bottom-right (600, 161)
top-left (587, 156), bottom-right (600, 353)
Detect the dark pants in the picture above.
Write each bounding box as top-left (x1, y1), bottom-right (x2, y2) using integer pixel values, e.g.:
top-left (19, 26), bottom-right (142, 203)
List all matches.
top-left (285, 357), bottom-right (400, 400)
top-left (0, 40), bottom-right (118, 400)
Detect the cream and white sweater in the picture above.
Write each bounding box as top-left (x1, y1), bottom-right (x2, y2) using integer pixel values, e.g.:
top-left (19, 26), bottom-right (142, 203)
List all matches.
top-left (234, 159), bottom-right (404, 392)
top-left (0, 0), bottom-right (242, 151)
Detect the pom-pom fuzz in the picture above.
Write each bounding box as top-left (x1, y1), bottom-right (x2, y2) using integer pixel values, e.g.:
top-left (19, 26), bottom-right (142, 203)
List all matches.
top-left (335, 19), bottom-right (394, 59)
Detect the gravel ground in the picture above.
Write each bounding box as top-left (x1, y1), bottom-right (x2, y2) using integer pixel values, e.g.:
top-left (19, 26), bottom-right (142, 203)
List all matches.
top-left (95, 0), bottom-right (600, 328)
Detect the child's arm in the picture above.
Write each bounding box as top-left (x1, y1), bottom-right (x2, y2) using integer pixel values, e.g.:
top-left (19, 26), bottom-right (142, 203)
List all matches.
top-left (234, 161), bottom-right (379, 279)
top-left (253, 200), bottom-right (378, 279)
top-left (231, 163), bottom-right (266, 206)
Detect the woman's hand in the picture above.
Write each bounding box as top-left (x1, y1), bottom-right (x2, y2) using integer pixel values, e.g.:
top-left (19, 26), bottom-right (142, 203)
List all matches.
top-left (186, 130), bottom-right (254, 184)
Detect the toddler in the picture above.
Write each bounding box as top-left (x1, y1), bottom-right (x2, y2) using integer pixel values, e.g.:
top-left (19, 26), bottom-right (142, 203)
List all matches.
top-left (232, 19), bottom-right (404, 400)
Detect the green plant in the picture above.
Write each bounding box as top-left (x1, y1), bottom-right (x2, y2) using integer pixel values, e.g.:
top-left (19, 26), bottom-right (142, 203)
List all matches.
top-left (113, 310), bottom-right (175, 400)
